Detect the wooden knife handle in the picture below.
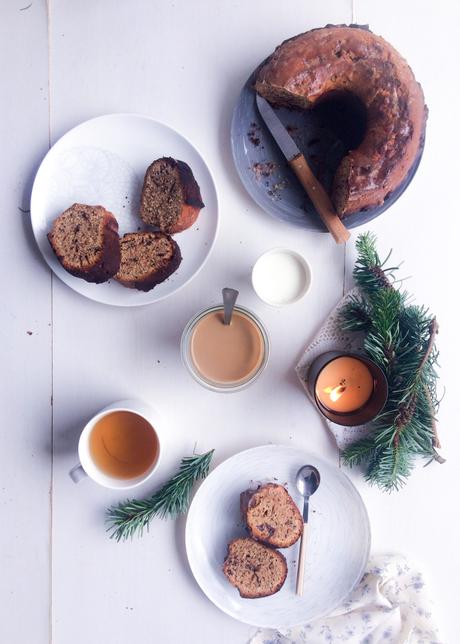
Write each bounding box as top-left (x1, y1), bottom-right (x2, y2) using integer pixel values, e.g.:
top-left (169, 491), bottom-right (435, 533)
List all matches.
top-left (296, 523), bottom-right (308, 596)
top-left (289, 154), bottom-right (350, 245)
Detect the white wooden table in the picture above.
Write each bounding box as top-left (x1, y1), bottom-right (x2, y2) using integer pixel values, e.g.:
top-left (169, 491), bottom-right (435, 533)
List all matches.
top-left (1, 1), bottom-right (459, 642)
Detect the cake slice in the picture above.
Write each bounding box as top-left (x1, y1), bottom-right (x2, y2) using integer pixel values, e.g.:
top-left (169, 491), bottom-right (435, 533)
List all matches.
top-left (241, 483), bottom-right (303, 548)
top-left (115, 231), bottom-right (181, 291)
top-left (47, 203), bottom-right (120, 283)
top-left (223, 538), bottom-right (287, 599)
top-left (140, 157), bottom-right (204, 233)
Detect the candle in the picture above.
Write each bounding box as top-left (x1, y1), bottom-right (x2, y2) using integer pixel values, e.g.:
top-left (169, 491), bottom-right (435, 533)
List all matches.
top-left (315, 356), bottom-right (375, 414)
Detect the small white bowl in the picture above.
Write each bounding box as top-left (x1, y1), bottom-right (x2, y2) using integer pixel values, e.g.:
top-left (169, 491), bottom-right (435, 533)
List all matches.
top-left (252, 247), bottom-right (312, 307)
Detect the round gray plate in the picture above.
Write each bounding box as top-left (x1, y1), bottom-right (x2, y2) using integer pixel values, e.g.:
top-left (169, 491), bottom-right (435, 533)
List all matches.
top-left (231, 68), bottom-right (424, 231)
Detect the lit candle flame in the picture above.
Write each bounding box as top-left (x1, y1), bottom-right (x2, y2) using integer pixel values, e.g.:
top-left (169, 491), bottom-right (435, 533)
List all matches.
top-left (324, 385), bottom-right (347, 402)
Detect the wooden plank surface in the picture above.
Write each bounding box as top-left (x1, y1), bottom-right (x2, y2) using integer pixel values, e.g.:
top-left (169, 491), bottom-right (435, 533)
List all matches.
top-left (0, 1), bottom-right (51, 643)
top-left (2, 0), bottom-right (459, 642)
top-left (346, 3), bottom-right (460, 640)
top-left (49, 1), bottom-right (349, 643)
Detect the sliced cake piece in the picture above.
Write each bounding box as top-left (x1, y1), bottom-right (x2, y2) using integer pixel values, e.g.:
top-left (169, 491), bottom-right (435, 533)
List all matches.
top-left (223, 538), bottom-right (287, 599)
top-left (115, 231), bottom-right (181, 292)
top-left (47, 203), bottom-right (120, 283)
top-left (140, 157), bottom-right (204, 233)
top-left (241, 483), bottom-right (303, 548)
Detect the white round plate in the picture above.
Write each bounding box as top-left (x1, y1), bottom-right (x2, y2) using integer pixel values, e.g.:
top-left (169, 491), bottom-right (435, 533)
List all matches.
top-left (31, 114), bottom-right (219, 306)
top-left (186, 445), bottom-right (370, 629)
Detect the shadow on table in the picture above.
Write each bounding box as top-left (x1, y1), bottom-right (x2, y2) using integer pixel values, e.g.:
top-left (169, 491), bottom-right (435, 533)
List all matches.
top-left (174, 513), bottom-right (198, 590)
top-left (19, 157), bottom-right (52, 271)
top-left (44, 400), bottom-right (109, 458)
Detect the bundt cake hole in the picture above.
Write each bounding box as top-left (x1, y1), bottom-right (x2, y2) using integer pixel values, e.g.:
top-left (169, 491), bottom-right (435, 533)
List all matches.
top-left (312, 90), bottom-right (367, 152)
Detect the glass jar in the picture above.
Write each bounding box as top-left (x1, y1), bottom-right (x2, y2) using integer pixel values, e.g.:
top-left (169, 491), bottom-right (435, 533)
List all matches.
top-left (181, 304), bottom-right (270, 393)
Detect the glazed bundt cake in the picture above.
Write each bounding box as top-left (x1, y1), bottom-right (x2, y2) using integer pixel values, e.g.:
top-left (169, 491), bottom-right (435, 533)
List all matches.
top-left (255, 25), bottom-right (427, 217)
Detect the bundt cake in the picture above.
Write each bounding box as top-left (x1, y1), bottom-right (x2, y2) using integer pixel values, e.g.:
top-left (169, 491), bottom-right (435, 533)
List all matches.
top-left (47, 203), bottom-right (120, 283)
top-left (255, 25), bottom-right (427, 217)
top-left (115, 231), bottom-right (182, 291)
top-left (140, 157), bottom-right (205, 233)
top-left (223, 537), bottom-right (288, 598)
top-left (241, 483), bottom-right (303, 548)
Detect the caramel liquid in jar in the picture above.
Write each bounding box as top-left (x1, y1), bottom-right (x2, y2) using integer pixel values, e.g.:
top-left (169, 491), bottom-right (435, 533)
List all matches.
top-left (89, 411), bottom-right (159, 479)
top-left (315, 356), bottom-right (374, 413)
top-left (190, 309), bottom-right (265, 385)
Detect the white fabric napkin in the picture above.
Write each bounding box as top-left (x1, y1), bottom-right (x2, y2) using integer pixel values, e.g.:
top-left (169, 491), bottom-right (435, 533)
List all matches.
top-left (249, 554), bottom-right (442, 644)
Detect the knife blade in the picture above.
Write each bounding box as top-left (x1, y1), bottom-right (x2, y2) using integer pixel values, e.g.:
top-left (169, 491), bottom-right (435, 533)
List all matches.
top-left (255, 94), bottom-right (350, 244)
top-left (255, 94), bottom-right (300, 161)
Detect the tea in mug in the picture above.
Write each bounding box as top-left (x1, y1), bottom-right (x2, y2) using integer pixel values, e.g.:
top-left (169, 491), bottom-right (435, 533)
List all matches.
top-left (89, 411), bottom-right (159, 479)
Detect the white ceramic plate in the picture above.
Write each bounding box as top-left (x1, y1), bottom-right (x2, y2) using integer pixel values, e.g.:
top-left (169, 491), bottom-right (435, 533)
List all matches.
top-left (31, 114), bottom-right (219, 306)
top-left (186, 445), bottom-right (370, 629)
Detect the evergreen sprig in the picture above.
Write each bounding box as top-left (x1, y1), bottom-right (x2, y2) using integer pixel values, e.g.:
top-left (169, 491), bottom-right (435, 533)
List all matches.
top-left (106, 449), bottom-right (215, 541)
top-left (339, 233), bottom-right (443, 492)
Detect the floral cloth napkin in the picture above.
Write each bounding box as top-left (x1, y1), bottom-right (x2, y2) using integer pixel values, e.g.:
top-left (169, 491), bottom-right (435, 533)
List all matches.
top-left (249, 554), bottom-right (442, 644)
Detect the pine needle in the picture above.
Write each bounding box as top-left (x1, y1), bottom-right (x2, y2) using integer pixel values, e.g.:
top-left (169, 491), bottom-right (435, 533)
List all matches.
top-left (106, 449), bottom-right (215, 541)
top-left (340, 233), bottom-right (443, 492)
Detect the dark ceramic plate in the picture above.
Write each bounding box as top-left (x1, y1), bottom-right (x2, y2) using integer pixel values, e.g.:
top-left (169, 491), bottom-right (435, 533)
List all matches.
top-left (231, 68), bottom-right (424, 231)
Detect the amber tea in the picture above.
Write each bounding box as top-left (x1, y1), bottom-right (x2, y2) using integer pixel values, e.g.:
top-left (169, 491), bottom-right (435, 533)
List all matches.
top-left (89, 411), bottom-right (159, 479)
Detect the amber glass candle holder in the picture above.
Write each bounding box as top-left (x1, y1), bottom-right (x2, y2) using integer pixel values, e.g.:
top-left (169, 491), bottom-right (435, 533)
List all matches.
top-left (307, 351), bottom-right (388, 427)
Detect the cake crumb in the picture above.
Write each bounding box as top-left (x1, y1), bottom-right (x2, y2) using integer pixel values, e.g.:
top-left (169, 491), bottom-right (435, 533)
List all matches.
top-left (247, 122), bottom-right (261, 147)
top-left (267, 179), bottom-right (288, 199)
top-left (252, 161), bottom-right (277, 179)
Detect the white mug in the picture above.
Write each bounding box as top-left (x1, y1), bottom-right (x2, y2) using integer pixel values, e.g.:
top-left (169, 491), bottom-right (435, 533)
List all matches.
top-left (69, 399), bottom-right (163, 490)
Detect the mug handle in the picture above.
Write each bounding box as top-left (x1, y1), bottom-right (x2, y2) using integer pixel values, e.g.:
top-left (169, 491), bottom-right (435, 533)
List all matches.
top-left (69, 463), bottom-right (87, 484)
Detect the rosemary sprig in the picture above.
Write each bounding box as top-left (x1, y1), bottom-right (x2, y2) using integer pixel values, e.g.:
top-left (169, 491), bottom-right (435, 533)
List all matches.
top-left (106, 449), bottom-right (214, 541)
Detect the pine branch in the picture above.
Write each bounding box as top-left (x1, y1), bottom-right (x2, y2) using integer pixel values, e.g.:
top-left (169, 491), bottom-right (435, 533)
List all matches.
top-left (340, 295), bottom-right (373, 333)
top-left (352, 232), bottom-right (396, 295)
top-left (340, 233), bottom-right (443, 492)
top-left (106, 450), bottom-right (214, 541)
top-left (392, 318), bottom-right (439, 448)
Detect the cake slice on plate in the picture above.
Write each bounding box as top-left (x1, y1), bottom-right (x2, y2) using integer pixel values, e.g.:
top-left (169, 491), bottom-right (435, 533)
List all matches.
top-left (241, 483), bottom-right (303, 548)
top-left (223, 537), bottom-right (287, 598)
top-left (140, 157), bottom-right (204, 233)
top-left (47, 203), bottom-right (120, 283)
top-left (115, 231), bottom-right (181, 292)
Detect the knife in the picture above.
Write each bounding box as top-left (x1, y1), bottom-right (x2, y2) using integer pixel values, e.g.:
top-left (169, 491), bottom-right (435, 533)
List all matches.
top-left (256, 94), bottom-right (350, 244)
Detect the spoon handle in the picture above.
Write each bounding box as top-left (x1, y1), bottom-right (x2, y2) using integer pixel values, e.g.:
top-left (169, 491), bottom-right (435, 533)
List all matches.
top-left (222, 288), bottom-right (239, 325)
top-left (296, 524), bottom-right (308, 596)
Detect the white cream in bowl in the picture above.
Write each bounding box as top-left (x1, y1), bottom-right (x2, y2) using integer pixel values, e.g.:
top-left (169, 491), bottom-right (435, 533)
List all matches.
top-left (252, 248), bottom-right (312, 306)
